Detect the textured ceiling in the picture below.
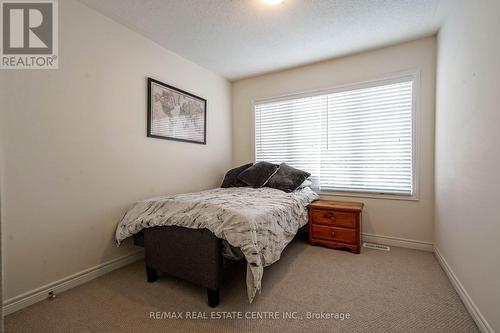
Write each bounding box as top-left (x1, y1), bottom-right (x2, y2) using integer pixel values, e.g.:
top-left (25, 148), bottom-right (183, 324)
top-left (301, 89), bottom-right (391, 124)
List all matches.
top-left (78, 0), bottom-right (443, 80)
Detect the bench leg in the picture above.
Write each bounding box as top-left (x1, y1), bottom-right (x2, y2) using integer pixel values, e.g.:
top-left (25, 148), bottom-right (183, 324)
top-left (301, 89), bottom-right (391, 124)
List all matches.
top-left (146, 266), bottom-right (158, 283)
top-left (207, 288), bottom-right (219, 308)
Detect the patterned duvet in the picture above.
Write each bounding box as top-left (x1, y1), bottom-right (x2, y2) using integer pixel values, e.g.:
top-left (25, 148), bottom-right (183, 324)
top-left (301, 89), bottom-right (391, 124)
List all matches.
top-left (115, 187), bottom-right (318, 303)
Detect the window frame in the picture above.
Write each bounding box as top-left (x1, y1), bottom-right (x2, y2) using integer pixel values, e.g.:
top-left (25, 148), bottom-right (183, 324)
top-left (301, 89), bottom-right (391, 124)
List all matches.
top-left (252, 70), bottom-right (421, 201)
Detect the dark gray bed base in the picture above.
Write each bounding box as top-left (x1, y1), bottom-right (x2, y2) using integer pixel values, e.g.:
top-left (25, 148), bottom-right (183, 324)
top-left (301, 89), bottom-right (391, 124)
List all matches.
top-left (133, 226), bottom-right (239, 307)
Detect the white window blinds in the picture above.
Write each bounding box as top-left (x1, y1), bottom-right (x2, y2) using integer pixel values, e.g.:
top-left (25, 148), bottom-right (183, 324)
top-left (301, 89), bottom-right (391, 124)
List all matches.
top-left (255, 76), bottom-right (415, 196)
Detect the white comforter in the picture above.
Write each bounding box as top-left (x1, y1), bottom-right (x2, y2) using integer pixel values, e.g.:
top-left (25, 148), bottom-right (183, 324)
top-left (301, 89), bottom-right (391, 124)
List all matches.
top-left (115, 187), bottom-right (318, 303)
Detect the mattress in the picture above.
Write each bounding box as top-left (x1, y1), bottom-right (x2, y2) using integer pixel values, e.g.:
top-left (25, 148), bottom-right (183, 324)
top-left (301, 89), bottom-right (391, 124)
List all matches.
top-left (115, 186), bottom-right (318, 302)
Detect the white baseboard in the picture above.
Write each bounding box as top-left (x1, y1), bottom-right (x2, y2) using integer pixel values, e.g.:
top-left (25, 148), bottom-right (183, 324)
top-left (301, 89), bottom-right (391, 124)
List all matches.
top-left (362, 233), bottom-right (433, 251)
top-left (433, 246), bottom-right (493, 333)
top-left (2, 250), bottom-right (144, 316)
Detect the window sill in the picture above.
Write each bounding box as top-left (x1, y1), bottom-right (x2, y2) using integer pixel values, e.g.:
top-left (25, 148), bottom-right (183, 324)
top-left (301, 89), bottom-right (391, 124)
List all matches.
top-left (316, 190), bottom-right (419, 202)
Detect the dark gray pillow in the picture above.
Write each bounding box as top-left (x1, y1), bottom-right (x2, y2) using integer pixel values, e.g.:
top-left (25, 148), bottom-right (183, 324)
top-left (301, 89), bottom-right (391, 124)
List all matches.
top-left (221, 163), bottom-right (254, 188)
top-left (266, 163), bottom-right (311, 192)
top-left (237, 161), bottom-right (279, 188)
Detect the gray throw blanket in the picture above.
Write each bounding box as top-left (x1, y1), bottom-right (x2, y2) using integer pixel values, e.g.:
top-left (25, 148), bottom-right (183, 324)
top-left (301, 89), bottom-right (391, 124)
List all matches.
top-left (115, 187), bottom-right (318, 303)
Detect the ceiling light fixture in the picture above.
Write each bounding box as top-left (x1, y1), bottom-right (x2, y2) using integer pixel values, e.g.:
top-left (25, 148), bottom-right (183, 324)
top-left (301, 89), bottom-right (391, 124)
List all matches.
top-left (260, 0), bottom-right (284, 5)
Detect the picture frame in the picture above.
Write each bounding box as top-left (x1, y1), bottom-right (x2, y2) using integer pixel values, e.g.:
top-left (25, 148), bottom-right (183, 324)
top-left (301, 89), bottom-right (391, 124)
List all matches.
top-left (147, 77), bottom-right (207, 144)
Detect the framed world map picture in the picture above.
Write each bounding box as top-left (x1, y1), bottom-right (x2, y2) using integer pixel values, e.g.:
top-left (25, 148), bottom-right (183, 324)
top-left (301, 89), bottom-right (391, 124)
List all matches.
top-left (147, 77), bottom-right (207, 144)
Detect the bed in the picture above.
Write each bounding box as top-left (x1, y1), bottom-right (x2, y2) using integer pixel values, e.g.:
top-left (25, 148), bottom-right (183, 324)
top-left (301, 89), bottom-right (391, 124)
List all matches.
top-left (115, 186), bottom-right (318, 306)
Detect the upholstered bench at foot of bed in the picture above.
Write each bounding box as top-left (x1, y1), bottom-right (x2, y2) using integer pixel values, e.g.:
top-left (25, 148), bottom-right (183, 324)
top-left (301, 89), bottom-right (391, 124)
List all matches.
top-left (134, 226), bottom-right (237, 307)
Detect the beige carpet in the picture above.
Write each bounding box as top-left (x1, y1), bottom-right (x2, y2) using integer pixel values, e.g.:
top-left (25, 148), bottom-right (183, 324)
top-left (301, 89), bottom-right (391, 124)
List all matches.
top-left (5, 239), bottom-right (478, 333)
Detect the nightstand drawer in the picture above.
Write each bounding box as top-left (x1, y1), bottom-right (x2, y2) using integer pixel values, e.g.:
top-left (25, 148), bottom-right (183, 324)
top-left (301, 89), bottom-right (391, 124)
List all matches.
top-left (310, 209), bottom-right (357, 228)
top-left (311, 224), bottom-right (357, 244)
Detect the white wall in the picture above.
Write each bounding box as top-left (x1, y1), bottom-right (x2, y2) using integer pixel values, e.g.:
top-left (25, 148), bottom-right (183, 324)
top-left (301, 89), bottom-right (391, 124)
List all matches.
top-left (435, 0), bottom-right (500, 331)
top-left (232, 37), bottom-right (436, 248)
top-left (0, 0), bottom-right (231, 301)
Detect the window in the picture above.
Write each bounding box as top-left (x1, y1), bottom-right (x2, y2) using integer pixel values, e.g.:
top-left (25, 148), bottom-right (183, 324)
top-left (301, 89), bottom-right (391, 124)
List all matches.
top-left (255, 75), bottom-right (416, 197)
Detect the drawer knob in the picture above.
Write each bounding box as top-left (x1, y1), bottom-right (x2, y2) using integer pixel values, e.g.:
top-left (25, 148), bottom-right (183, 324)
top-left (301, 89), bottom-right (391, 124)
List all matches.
top-left (325, 213), bottom-right (333, 218)
top-left (331, 231), bottom-right (335, 237)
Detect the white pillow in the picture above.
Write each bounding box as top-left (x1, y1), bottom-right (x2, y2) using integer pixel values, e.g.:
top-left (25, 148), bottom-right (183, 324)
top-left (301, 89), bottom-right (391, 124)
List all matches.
top-left (297, 179), bottom-right (312, 189)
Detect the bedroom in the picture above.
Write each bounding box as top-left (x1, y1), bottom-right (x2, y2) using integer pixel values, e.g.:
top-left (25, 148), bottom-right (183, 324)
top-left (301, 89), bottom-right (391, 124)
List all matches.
top-left (0, 0), bottom-right (498, 332)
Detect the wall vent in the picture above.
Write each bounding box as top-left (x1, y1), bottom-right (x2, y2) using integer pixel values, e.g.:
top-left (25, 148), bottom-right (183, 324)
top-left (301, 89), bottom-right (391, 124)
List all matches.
top-left (363, 242), bottom-right (391, 251)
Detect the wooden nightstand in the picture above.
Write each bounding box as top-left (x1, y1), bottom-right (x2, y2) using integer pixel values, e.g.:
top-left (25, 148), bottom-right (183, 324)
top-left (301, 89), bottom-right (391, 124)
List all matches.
top-left (308, 200), bottom-right (364, 254)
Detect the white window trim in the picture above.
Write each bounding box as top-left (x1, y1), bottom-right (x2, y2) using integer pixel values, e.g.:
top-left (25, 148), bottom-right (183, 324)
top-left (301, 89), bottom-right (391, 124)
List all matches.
top-left (252, 70), bottom-right (421, 201)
